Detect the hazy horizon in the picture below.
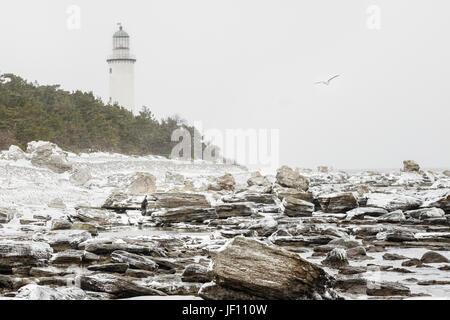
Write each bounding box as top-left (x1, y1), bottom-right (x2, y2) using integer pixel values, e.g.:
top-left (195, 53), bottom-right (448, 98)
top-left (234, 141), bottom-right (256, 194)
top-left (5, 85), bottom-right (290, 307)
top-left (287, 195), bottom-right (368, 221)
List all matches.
top-left (1, 0), bottom-right (449, 170)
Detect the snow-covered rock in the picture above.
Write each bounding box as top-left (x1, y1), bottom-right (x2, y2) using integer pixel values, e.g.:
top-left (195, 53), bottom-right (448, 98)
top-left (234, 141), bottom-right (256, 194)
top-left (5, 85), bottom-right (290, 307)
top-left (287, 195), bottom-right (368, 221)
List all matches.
top-left (26, 141), bottom-right (72, 173)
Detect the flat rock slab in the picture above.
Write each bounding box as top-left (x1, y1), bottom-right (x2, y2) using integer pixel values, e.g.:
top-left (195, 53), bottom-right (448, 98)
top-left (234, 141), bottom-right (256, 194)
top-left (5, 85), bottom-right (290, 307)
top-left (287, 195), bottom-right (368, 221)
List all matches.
top-left (207, 236), bottom-right (337, 300)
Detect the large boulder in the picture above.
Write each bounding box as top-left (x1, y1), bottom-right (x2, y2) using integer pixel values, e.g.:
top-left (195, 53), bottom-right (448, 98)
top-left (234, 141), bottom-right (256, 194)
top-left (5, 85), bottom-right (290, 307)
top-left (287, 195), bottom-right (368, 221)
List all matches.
top-left (204, 236), bottom-right (338, 300)
top-left (126, 172), bottom-right (157, 195)
top-left (276, 166), bottom-right (309, 191)
top-left (76, 273), bottom-right (165, 298)
top-left (318, 193), bottom-right (358, 213)
top-left (208, 173), bottom-right (235, 191)
top-left (26, 141), bottom-right (72, 173)
top-left (283, 196), bottom-right (315, 217)
top-left (402, 160), bottom-right (420, 173)
top-left (0, 241), bottom-right (53, 272)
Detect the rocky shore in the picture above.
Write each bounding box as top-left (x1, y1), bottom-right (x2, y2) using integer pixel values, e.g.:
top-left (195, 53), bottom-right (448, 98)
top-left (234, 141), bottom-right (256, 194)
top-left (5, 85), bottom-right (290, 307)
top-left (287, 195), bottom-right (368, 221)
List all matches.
top-left (0, 142), bottom-right (449, 300)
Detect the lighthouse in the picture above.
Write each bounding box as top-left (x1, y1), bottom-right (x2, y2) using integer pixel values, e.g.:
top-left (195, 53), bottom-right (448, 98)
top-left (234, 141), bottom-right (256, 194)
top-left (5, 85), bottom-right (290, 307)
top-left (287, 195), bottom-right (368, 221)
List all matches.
top-left (107, 24), bottom-right (137, 114)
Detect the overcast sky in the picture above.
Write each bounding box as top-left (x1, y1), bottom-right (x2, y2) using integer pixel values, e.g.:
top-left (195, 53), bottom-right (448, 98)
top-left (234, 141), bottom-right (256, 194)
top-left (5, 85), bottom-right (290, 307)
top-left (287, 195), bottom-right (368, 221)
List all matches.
top-left (0, 0), bottom-right (449, 169)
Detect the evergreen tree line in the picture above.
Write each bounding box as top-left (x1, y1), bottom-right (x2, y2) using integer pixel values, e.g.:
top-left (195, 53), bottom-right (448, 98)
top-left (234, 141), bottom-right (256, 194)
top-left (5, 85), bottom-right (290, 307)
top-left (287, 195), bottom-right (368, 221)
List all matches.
top-left (0, 74), bottom-right (206, 157)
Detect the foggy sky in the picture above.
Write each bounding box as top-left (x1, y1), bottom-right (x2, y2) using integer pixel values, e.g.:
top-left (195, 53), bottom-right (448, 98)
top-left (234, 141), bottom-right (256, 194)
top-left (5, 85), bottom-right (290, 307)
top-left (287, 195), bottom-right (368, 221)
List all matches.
top-left (1, 0), bottom-right (449, 169)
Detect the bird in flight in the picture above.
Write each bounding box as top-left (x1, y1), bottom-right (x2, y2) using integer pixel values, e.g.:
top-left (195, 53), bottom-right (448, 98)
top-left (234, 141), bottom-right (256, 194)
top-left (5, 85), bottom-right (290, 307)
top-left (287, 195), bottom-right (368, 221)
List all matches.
top-left (315, 74), bottom-right (340, 86)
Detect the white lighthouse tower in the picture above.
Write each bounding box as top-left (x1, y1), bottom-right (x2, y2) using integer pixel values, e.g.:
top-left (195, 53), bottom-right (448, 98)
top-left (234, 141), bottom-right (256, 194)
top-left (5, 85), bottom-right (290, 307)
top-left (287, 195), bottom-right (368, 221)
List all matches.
top-left (107, 23), bottom-right (137, 114)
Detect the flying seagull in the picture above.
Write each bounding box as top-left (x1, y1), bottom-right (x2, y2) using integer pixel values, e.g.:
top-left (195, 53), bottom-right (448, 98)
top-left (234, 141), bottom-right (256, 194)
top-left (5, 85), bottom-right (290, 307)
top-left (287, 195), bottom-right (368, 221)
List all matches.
top-left (315, 74), bottom-right (340, 86)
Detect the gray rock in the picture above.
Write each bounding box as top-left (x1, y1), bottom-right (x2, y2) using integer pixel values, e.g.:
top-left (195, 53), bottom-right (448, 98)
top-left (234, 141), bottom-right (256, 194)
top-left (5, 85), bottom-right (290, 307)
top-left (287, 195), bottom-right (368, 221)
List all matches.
top-left (181, 264), bottom-right (209, 283)
top-left (318, 193), bottom-right (358, 213)
top-left (0, 208), bottom-right (16, 224)
top-left (420, 251), bottom-right (449, 264)
top-left (322, 248), bottom-right (349, 268)
top-left (366, 193), bottom-right (422, 211)
top-left (6, 145), bottom-right (25, 161)
top-left (378, 210), bottom-right (406, 223)
top-left (366, 281), bottom-right (411, 296)
top-left (276, 166), bottom-right (309, 191)
top-left (111, 250), bottom-right (158, 271)
top-left (0, 241), bottom-right (53, 272)
top-left (283, 196), bottom-right (315, 217)
top-left (126, 172), bottom-right (157, 195)
top-left (247, 172), bottom-right (270, 187)
top-left (87, 263), bottom-right (129, 273)
top-left (214, 202), bottom-right (255, 219)
top-left (198, 282), bottom-right (262, 300)
top-left (50, 219), bottom-right (72, 231)
top-left (152, 207), bottom-right (217, 224)
top-left (27, 141), bottom-right (72, 173)
top-left (406, 207), bottom-right (445, 220)
top-left (208, 173), bottom-right (235, 191)
top-left (402, 160), bottom-right (420, 173)
top-left (16, 284), bottom-right (89, 300)
top-left (50, 250), bottom-right (84, 265)
top-left (383, 253), bottom-right (409, 261)
top-left (345, 207), bottom-right (388, 220)
top-left (77, 273), bottom-right (166, 298)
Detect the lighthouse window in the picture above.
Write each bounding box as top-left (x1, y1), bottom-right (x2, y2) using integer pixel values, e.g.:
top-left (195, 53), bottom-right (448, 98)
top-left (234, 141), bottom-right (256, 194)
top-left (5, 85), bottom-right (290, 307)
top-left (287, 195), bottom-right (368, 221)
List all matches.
top-left (109, 68), bottom-right (112, 74)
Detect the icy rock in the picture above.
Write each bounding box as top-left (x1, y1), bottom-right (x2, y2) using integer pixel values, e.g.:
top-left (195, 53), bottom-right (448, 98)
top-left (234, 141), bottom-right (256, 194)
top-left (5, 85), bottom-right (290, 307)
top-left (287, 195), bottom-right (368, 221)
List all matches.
top-left (345, 207), bottom-right (388, 220)
top-left (149, 193), bottom-right (211, 210)
top-left (406, 208), bottom-right (445, 220)
top-left (0, 208), bottom-right (17, 224)
top-left (247, 172), bottom-right (271, 187)
top-left (111, 250), bottom-right (159, 271)
top-left (378, 210), bottom-right (406, 223)
top-left (322, 248), bottom-right (349, 268)
top-left (6, 145), bottom-right (25, 161)
top-left (126, 172), bottom-right (157, 195)
top-left (248, 216), bottom-right (278, 237)
top-left (69, 167), bottom-right (92, 187)
top-left (206, 236), bottom-right (337, 300)
top-left (276, 166), bottom-right (309, 191)
top-left (76, 273), bottom-right (166, 298)
top-left (366, 193), bottom-right (422, 211)
top-left (421, 192), bottom-right (450, 213)
top-left (208, 173), bottom-right (235, 191)
top-left (47, 198), bottom-right (66, 209)
top-left (0, 241), bottom-right (53, 271)
top-left (26, 141), bottom-right (72, 173)
top-left (443, 170), bottom-right (450, 177)
top-left (283, 196), bottom-right (315, 217)
top-left (16, 284), bottom-right (89, 300)
top-left (182, 264), bottom-right (210, 283)
top-left (50, 250), bottom-right (84, 265)
top-left (402, 160), bottom-right (420, 173)
top-left (385, 230), bottom-right (416, 242)
top-left (71, 208), bottom-right (121, 226)
top-left (318, 193), bottom-right (358, 213)
top-left (50, 219), bottom-right (72, 231)
top-left (165, 171), bottom-right (185, 185)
